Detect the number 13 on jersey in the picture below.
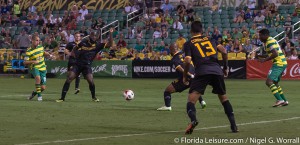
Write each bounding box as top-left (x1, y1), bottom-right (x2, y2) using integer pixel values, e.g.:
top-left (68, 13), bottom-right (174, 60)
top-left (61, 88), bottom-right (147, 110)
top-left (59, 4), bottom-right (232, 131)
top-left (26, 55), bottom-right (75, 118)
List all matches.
top-left (194, 41), bottom-right (216, 57)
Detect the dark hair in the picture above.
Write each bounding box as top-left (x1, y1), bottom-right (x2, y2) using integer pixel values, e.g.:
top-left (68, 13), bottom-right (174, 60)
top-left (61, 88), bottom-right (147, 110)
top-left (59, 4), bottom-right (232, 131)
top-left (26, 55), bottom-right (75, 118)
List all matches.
top-left (191, 21), bottom-right (203, 33)
top-left (259, 28), bottom-right (270, 36)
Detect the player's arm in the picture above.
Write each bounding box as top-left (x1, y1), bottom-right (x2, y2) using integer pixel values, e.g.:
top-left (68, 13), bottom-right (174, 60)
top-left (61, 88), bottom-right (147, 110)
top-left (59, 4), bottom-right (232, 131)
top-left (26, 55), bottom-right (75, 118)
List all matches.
top-left (216, 44), bottom-right (229, 77)
top-left (104, 28), bottom-right (114, 48)
top-left (183, 43), bottom-right (191, 84)
top-left (175, 65), bottom-right (194, 78)
top-left (23, 54), bottom-right (38, 65)
top-left (44, 51), bottom-right (55, 60)
top-left (259, 48), bottom-right (278, 63)
top-left (64, 43), bottom-right (72, 56)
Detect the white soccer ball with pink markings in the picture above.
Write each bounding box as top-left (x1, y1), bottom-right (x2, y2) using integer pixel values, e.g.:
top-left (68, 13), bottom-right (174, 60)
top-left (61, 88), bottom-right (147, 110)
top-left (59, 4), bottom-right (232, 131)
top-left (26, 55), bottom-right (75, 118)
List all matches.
top-left (123, 90), bottom-right (134, 100)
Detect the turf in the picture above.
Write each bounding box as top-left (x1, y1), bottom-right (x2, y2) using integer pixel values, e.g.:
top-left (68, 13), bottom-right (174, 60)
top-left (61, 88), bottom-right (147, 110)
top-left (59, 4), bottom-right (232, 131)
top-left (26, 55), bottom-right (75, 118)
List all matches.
top-left (0, 78), bottom-right (299, 145)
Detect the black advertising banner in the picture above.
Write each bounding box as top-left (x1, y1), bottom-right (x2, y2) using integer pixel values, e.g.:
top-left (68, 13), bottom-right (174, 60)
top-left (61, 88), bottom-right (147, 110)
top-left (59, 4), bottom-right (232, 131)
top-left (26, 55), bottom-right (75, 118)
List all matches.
top-left (219, 60), bottom-right (246, 79)
top-left (132, 60), bottom-right (178, 78)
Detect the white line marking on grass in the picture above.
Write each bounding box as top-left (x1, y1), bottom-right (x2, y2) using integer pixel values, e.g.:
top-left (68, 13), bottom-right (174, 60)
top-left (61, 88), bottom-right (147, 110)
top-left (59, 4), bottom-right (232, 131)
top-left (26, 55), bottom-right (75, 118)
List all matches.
top-left (15, 116), bottom-right (300, 145)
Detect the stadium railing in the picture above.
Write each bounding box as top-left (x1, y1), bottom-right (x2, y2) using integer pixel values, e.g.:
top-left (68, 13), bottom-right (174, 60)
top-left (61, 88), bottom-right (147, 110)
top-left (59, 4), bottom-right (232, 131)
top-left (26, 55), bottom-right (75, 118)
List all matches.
top-left (292, 20), bottom-right (300, 39)
top-left (126, 9), bottom-right (144, 28)
top-left (99, 20), bottom-right (120, 40)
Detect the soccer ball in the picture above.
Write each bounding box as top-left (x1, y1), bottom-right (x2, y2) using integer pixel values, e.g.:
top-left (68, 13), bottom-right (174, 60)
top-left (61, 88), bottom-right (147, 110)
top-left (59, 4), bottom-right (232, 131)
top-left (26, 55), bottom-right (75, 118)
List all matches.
top-left (123, 90), bottom-right (134, 100)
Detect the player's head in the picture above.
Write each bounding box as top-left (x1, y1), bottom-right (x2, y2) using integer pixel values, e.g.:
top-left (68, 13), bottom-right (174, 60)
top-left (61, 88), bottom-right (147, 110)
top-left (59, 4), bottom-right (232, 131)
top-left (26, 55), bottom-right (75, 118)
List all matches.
top-left (258, 28), bottom-right (270, 43)
top-left (74, 32), bottom-right (81, 42)
top-left (191, 21), bottom-right (203, 35)
top-left (31, 35), bottom-right (40, 48)
top-left (89, 31), bottom-right (98, 42)
top-left (169, 43), bottom-right (178, 56)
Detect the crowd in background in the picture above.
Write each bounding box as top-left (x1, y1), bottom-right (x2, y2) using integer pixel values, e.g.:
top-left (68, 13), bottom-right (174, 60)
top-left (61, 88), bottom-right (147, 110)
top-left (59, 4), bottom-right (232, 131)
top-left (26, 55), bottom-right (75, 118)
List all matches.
top-left (0, 0), bottom-right (299, 63)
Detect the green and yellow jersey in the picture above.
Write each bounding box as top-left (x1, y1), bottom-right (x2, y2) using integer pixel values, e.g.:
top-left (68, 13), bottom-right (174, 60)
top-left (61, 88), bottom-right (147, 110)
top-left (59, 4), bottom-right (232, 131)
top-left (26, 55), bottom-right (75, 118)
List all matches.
top-left (24, 45), bottom-right (47, 71)
top-left (265, 37), bottom-right (287, 66)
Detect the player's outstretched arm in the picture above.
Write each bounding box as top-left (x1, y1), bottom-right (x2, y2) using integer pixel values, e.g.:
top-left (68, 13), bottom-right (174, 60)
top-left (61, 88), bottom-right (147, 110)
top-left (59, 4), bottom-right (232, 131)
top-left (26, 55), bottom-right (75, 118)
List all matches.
top-left (258, 49), bottom-right (278, 63)
top-left (217, 45), bottom-right (228, 77)
top-left (105, 28), bottom-right (114, 48)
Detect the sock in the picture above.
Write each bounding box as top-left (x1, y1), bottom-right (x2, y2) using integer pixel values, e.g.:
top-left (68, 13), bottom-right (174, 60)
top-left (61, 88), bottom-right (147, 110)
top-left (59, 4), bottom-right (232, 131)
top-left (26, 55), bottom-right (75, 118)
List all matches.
top-left (186, 102), bottom-right (197, 122)
top-left (89, 83), bottom-right (95, 99)
top-left (277, 86), bottom-right (287, 102)
top-left (164, 91), bottom-right (171, 107)
top-left (32, 89), bottom-right (44, 97)
top-left (222, 100), bottom-right (236, 127)
top-left (198, 96), bottom-right (203, 103)
top-left (269, 84), bottom-right (283, 101)
top-left (61, 81), bottom-right (70, 100)
top-left (75, 76), bottom-right (80, 90)
top-left (35, 84), bottom-right (41, 97)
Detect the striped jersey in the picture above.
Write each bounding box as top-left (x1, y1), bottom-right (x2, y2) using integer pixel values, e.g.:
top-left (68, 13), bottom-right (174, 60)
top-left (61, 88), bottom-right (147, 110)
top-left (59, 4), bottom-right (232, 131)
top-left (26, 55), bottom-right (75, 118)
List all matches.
top-left (264, 37), bottom-right (287, 66)
top-left (24, 45), bottom-right (47, 71)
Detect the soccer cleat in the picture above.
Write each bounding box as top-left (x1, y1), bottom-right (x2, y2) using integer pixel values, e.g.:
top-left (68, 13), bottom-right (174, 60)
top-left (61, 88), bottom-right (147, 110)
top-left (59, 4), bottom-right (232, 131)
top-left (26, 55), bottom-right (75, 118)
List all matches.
top-left (56, 99), bottom-right (64, 102)
top-left (200, 101), bottom-right (207, 109)
top-left (157, 106), bottom-right (172, 111)
top-left (282, 101), bottom-right (289, 106)
top-left (37, 97), bottom-right (43, 101)
top-left (28, 91), bottom-right (36, 100)
top-left (231, 125), bottom-right (239, 133)
top-left (92, 98), bottom-right (100, 102)
top-left (272, 100), bottom-right (285, 107)
top-left (185, 121), bottom-right (198, 134)
top-left (74, 89), bottom-right (80, 94)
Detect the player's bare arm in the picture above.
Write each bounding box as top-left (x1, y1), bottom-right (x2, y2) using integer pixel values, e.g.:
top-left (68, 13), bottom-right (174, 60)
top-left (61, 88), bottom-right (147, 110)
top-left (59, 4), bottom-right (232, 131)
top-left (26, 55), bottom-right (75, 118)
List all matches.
top-left (183, 56), bottom-right (191, 84)
top-left (105, 28), bottom-right (114, 48)
top-left (258, 49), bottom-right (278, 63)
top-left (217, 45), bottom-right (229, 77)
top-left (176, 65), bottom-right (194, 78)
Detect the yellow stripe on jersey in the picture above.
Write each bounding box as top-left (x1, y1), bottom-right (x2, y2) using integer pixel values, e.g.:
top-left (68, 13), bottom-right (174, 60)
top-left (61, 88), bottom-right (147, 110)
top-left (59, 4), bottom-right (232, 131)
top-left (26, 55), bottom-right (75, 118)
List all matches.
top-left (265, 37), bottom-right (287, 66)
top-left (25, 45), bottom-right (47, 71)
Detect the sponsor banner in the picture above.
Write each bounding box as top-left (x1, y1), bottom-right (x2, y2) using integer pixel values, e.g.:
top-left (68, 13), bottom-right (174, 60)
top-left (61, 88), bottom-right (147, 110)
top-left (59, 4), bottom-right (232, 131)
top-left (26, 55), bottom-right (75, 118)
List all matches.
top-left (132, 60), bottom-right (178, 78)
top-left (246, 60), bottom-right (300, 80)
top-left (219, 60), bottom-right (246, 79)
top-left (46, 60), bottom-right (132, 78)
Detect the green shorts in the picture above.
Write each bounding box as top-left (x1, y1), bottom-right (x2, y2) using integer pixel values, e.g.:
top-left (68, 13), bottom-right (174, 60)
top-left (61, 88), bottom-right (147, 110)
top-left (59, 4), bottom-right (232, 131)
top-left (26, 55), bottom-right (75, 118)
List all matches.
top-left (31, 68), bottom-right (47, 85)
top-left (268, 64), bottom-right (287, 82)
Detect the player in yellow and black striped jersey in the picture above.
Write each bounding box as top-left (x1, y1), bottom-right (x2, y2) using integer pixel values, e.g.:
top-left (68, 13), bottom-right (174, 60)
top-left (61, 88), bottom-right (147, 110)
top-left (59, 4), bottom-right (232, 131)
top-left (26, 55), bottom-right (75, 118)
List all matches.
top-left (183, 21), bottom-right (238, 134)
top-left (157, 43), bottom-right (206, 111)
top-left (24, 35), bottom-right (54, 101)
top-left (258, 29), bottom-right (288, 107)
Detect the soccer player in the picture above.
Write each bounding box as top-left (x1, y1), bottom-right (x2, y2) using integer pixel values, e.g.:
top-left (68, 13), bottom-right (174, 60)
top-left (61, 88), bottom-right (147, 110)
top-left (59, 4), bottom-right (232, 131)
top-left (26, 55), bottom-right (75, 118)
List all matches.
top-left (64, 32), bottom-right (81, 94)
top-left (258, 29), bottom-right (288, 107)
top-left (25, 35), bottom-right (54, 101)
top-left (157, 43), bottom-right (206, 111)
top-left (56, 29), bottom-right (113, 102)
top-left (183, 21), bottom-right (238, 134)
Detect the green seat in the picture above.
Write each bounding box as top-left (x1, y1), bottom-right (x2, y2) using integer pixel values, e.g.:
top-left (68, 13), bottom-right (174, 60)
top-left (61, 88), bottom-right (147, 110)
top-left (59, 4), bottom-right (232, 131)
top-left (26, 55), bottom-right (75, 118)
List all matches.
top-left (231, 23), bottom-right (239, 28)
top-left (277, 27), bottom-right (285, 33)
top-left (164, 38), bottom-right (171, 44)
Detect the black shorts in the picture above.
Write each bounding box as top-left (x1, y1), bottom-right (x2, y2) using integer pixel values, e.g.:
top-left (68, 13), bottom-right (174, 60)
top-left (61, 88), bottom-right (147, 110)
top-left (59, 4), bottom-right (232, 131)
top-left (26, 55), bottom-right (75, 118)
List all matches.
top-left (171, 77), bottom-right (190, 92)
top-left (189, 74), bottom-right (226, 95)
top-left (71, 64), bottom-right (92, 76)
top-left (67, 58), bottom-right (77, 71)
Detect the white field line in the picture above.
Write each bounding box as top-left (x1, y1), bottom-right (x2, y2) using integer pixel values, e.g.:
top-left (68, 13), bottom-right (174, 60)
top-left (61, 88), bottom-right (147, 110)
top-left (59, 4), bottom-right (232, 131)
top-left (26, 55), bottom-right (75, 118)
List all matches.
top-left (15, 116), bottom-right (300, 145)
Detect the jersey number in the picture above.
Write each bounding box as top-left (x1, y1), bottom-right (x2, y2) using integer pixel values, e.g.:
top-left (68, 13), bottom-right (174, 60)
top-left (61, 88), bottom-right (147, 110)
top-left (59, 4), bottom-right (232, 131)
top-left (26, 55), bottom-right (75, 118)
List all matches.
top-left (194, 41), bottom-right (216, 57)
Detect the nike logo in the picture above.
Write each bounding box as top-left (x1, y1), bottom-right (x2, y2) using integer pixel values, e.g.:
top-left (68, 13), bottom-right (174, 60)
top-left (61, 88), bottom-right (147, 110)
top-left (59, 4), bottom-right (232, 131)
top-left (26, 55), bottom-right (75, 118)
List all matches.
top-left (230, 67), bottom-right (244, 72)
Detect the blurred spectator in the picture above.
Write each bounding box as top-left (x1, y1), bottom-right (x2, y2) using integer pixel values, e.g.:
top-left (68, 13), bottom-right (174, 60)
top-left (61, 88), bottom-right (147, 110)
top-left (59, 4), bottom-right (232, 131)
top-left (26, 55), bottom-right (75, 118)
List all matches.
top-left (212, 29), bottom-right (222, 42)
top-left (251, 34), bottom-right (263, 47)
top-left (153, 27), bottom-right (161, 38)
top-left (11, 14), bottom-right (20, 26)
top-left (13, 0), bottom-right (21, 17)
top-left (177, 1), bottom-right (186, 16)
top-left (173, 19), bottom-right (183, 30)
top-left (273, 15), bottom-right (284, 27)
top-left (269, 3), bottom-right (277, 14)
top-left (36, 14), bottom-right (45, 27)
top-left (1, 37), bottom-right (13, 49)
top-left (232, 28), bottom-right (242, 40)
top-left (124, 3), bottom-right (132, 13)
top-left (121, 48), bottom-right (134, 60)
top-left (165, 15), bottom-right (174, 25)
top-left (125, 28), bottom-right (135, 39)
top-left (288, 49), bottom-right (299, 60)
top-left (241, 31), bottom-right (250, 44)
top-left (247, 0), bottom-right (256, 10)
top-left (145, 0), bottom-right (153, 8)
top-left (76, 12), bottom-right (85, 22)
top-left (281, 37), bottom-right (294, 56)
top-left (294, 3), bottom-right (300, 16)
top-left (152, 41), bottom-right (160, 51)
top-left (209, 1), bottom-right (222, 14)
top-left (244, 8), bottom-right (252, 22)
top-left (150, 51), bottom-right (159, 60)
top-left (131, 2), bottom-right (141, 12)
top-left (186, 12), bottom-right (194, 24)
top-left (205, 27), bottom-right (213, 38)
top-left (161, 27), bottom-right (168, 39)
top-left (231, 38), bottom-right (243, 53)
top-left (67, 19), bottom-right (76, 30)
top-left (79, 5), bottom-right (88, 19)
top-left (160, 51), bottom-right (171, 60)
top-left (16, 29), bottom-right (30, 55)
top-left (254, 12), bottom-right (265, 24)
top-left (65, 30), bottom-right (75, 42)
top-left (1, 3), bottom-right (9, 14)
top-left (233, 8), bottom-right (245, 23)
top-left (249, 24), bottom-right (257, 37)
top-left (108, 46), bottom-right (117, 59)
top-left (264, 12), bottom-right (272, 28)
top-left (142, 42), bottom-right (153, 53)
top-left (28, 2), bottom-right (36, 13)
top-left (92, 17), bottom-right (105, 30)
top-left (160, 0), bottom-right (174, 13)
top-left (160, 44), bottom-right (170, 54)
top-left (134, 39), bottom-right (145, 52)
top-left (284, 15), bottom-right (292, 37)
top-left (243, 39), bottom-right (253, 54)
top-left (161, 17), bottom-right (169, 28)
top-left (225, 39), bottom-right (233, 52)
top-left (176, 34), bottom-right (186, 50)
top-left (79, 26), bottom-right (89, 37)
top-left (117, 34), bottom-right (127, 47)
top-left (133, 53), bottom-right (141, 60)
top-left (143, 53), bottom-right (151, 60)
top-left (155, 13), bottom-right (162, 24)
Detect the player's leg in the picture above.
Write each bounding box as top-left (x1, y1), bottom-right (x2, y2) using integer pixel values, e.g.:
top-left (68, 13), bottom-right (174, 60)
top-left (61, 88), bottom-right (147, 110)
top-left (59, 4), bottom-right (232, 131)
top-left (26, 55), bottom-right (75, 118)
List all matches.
top-left (74, 74), bottom-right (81, 94)
top-left (56, 69), bottom-right (78, 102)
top-left (212, 75), bottom-right (238, 133)
top-left (198, 95), bottom-right (206, 109)
top-left (157, 83), bottom-right (176, 111)
top-left (85, 73), bottom-right (99, 102)
top-left (28, 68), bottom-right (42, 101)
top-left (275, 66), bottom-right (288, 106)
top-left (266, 66), bottom-right (284, 107)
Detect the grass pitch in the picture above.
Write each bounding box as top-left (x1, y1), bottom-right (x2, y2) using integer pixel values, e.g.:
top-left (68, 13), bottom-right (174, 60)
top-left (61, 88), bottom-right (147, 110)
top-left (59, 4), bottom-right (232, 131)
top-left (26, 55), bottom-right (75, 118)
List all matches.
top-left (0, 78), bottom-right (299, 145)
